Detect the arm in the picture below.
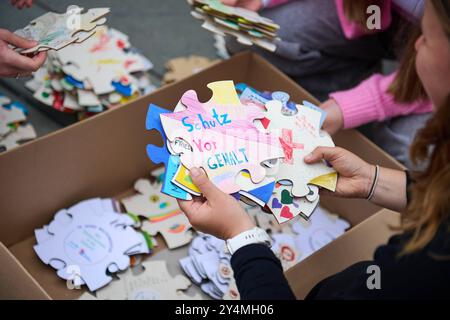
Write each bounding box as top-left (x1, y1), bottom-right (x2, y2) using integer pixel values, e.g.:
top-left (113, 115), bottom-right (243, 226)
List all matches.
top-left (305, 147), bottom-right (408, 212)
top-left (321, 73), bottom-right (433, 135)
top-left (231, 244), bottom-right (296, 300)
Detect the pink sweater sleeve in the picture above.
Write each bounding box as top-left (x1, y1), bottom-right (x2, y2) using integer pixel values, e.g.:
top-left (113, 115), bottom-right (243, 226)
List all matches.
top-left (329, 73), bottom-right (433, 129)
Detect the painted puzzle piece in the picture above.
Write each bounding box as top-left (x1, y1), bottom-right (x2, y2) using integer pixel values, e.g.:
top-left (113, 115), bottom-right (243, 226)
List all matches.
top-left (145, 104), bottom-right (192, 200)
top-left (58, 26), bottom-right (151, 95)
top-left (15, 6), bottom-right (110, 54)
top-left (0, 105), bottom-right (26, 136)
top-left (95, 260), bottom-right (202, 300)
top-left (141, 213), bottom-right (193, 249)
top-left (160, 81), bottom-right (283, 194)
top-left (33, 198), bottom-right (148, 291)
top-left (263, 100), bottom-right (337, 196)
top-left (268, 183), bottom-right (319, 224)
top-left (121, 179), bottom-right (182, 219)
top-left (191, 0), bottom-right (279, 30)
top-left (271, 233), bottom-right (300, 271)
top-left (0, 124), bottom-right (37, 152)
top-left (163, 55), bottom-right (218, 85)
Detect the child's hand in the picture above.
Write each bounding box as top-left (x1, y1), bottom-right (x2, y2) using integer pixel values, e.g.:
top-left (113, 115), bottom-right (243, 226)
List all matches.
top-left (0, 29), bottom-right (46, 78)
top-left (177, 167), bottom-right (256, 240)
top-left (10, 0), bottom-right (33, 9)
top-left (320, 99), bottom-right (344, 135)
top-left (221, 0), bottom-right (263, 11)
top-left (305, 147), bottom-right (374, 199)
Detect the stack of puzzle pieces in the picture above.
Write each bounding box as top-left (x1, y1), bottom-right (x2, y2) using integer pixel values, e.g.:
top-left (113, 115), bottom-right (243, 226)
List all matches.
top-left (188, 0), bottom-right (280, 52)
top-left (180, 204), bottom-right (350, 300)
top-left (19, 7), bottom-right (155, 120)
top-left (146, 80), bottom-right (337, 224)
top-left (0, 93), bottom-right (36, 152)
top-left (34, 198), bottom-right (154, 292)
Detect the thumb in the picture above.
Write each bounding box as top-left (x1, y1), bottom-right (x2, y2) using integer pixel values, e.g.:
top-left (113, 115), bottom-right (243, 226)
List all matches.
top-left (304, 146), bottom-right (339, 164)
top-left (189, 167), bottom-right (224, 201)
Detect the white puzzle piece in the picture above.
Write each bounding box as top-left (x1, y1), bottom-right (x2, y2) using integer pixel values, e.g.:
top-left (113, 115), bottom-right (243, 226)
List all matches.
top-left (263, 100), bottom-right (337, 196)
top-left (33, 198), bottom-right (149, 291)
top-left (95, 260), bottom-right (202, 300)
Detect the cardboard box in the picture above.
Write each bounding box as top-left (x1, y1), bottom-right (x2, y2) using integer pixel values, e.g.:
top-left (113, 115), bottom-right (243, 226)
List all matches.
top-left (0, 52), bottom-right (403, 300)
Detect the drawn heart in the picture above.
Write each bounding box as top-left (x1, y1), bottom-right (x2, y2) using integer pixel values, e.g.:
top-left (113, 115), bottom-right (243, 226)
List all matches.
top-left (281, 189), bottom-right (293, 205)
top-left (271, 198), bottom-right (282, 209)
top-left (280, 206), bottom-right (294, 219)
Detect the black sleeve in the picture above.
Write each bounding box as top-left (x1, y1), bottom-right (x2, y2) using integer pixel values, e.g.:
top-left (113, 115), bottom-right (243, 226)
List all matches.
top-left (305, 225), bottom-right (450, 300)
top-left (231, 243), bottom-right (296, 300)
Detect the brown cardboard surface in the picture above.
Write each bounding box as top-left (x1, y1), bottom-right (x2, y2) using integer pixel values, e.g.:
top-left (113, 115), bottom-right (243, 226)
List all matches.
top-left (0, 242), bottom-right (50, 300)
top-left (285, 209), bottom-right (401, 299)
top-left (0, 52), bottom-right (405, 299)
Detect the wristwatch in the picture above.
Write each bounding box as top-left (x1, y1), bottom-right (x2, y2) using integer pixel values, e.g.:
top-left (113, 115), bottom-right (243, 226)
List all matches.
top-left (226, 227), bottom-right (272, 255)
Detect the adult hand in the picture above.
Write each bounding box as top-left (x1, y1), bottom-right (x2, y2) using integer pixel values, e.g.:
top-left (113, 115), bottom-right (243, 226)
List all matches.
top-left (177, 167), bottom-right (256, 240)
top-left (320, 99), bottom-right (344, 135)
top-left (0, 29), bottom-right (46, 78)
top-left (305, 146), bottom-right (374, 199)
top-left (10, 0), bottom-right (33, 9)
top-left (221, 0), bottom-right (263, 11)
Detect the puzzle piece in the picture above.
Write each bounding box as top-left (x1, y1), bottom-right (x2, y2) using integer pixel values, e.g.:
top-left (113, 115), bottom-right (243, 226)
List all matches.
top-left (34, 198), bottom-right (149, 291)
top-left (121, 179), bottom-right (182, 219)
top-left (292, 206), bottom-right (350, 261)
top-left (15, 6), bottom-right (110, 54)
top-left (57, 26), bottom-right (151, 95)
top-left (141, 212), bottom-right (193, 249)
top-left (0, 124), bottom-right (37, 152)
top-left (271, 233), bottom-right (300, 271)
top-left (162, 55), bottom-right (218, 85)
top-left (263, 100), bottom-right (337, 196)
top-left (0, 105), bottom-right (26, 136)
top-left (268, 183), bottom-right (319, 224)
top-left (145, 104), bottom-right (192, 200)
top-left (160, 81), bottom-right (283, 194)
top-left (95, 260), bottom-right (201, 300)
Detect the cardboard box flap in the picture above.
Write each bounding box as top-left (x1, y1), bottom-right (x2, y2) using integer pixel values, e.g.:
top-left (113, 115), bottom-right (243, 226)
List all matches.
top-left (285, 209), bottom-right (401, 299)
top-left (0, 242), bottom-right (50, 300)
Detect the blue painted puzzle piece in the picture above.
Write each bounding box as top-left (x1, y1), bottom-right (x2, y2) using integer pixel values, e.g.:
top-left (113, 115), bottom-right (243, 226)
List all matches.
top-left (145, 104), bottom-right (191, 200)
top-left (302, 100), bottom-right (327, 128)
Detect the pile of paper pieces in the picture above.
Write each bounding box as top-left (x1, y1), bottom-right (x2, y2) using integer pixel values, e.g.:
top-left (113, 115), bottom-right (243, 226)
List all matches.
top-left (180, 204), bottom-right (350, 300)
top-left (33, 198), bottom-right (154, 292)
top-left (145, 80), bottom-right (337, 224)
top-left (188, 0), bottom-right (280, 52)
top-left (24, 24), bottom-right (155, 120)
top-left (162, 55), bottom-right (219, 85)
top-left (0, 93), bottom-right (36, 152)
top-left (120, 175), bottom-right (195, 250)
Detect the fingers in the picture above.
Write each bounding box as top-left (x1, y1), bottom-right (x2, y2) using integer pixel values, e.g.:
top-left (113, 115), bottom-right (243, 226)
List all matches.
top-left (5, 50), bottom-right (46, 73)
top-left (0, 29), bottom-right (37, 49)
top-left (189, 167), bottom-right (224, 201)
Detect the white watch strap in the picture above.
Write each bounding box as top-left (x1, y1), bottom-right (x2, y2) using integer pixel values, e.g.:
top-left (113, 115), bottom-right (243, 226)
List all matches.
top-left (226, 227), bottom-right (271, 255)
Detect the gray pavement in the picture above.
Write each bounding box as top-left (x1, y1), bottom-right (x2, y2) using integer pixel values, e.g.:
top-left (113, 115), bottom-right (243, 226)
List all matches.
top-left (0, 0), bottom-right (218, 137)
